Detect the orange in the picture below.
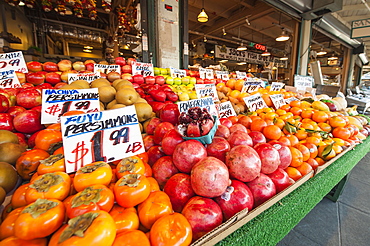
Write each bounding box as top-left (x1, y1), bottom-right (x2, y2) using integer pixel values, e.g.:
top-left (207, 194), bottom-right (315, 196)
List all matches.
top-left (216, 82), bottom-right (225, 90)
top-left (250, 118), bottom-right (267, 132)
top-left (295, 129), bottom-right (308, 140)
top-left (275, 109), bottom-right (287, 116)
top-left (290, 107), bottom-right (303, 116)
top-left (229, 90), bottom-right (241, 99)
top-left (302, 142), bottom-right (318, 158)
top-left (315, 157), bottom-right (325, 166)
top-left (305, 136), bottom-right (322, 145)
top-left (238, 115), bottom-right (252, 129)
top-left (238, 92), bottom-right (249, 102)
top-left (234, 79), bottom-right (245, 91)
top-left (274, 118), bottom-right (285, 129)
top-left (317, 122), bottom-right (332, 133)
top-left (263, 125), bottom-right (282, 140)
top-left (289, 146), bottom-right (304, 167)
top-left (280, 104), bottom-right (291, 112)
top-left (300, 122), bottom-right (314, 130)
top-left (226, 79), bottom-right (236, 89)
top-left (278, 136), bottom-right (292, 146)
top-left (294, 143), bottom-right (310, 161)
top-left (312, 111), bottom-right (329, 123)
top-left (329, 116), bottom-right (347, 128)
top-left (265, 112), bottom-right (278, 121)
top-left (290, 100), bottom-right (301, 108)
top-left (296, 162), bottom-right (313, 176)
top-left (332, 127), bottom-right (351, 140)
top-left (301, 109), bottom-right (313, 119)
top-left (285, 167), bottom-right (302, 181)
top-left (286, 135), bottom-right (299, 146)
top-left (306, 158), bottom-right (319, 170)
top-left (318, 145), bottom-right (336, 160)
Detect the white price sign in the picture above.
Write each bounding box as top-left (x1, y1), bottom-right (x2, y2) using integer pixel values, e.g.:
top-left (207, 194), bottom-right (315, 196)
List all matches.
top-left (0, 51), bottom-right (28, 73)
top-left (285, 97), bottom-right (299, 104)
top-left (270, 94), bottom-right (287, 109)
top-left (41, 88), bottom-right (101, 124)
top-left (61, 106), bottom-right (144, 173)
top-left (68, 73), bottom-right (100, 84)
top-left (215, 71), bottom-right (229, 80)
top-left (236, 71), bottom-right (247, 80)
top-left (241, 79), bottom-right (263, 93)
top-left (195, 84), bottom-right (219, 102)
top-left (216, 101), bottom-right (236, 118)
top-left (0, 70), bottom-right (21, 88)
top-left (177, 97), bottom-right (218, 118)
top-left (294, 75), bottom-right (313, 90)
top-left (132, 62), bottom-right (154, 77)
top-left (270, 82), bottom-right (285, 91)
top-left (243, 93), bottom-right (267, 112)
top-left (199, 68), bottom-right (214, 79)
top-left (94, 64), bottom-right (121, 74)
top-left (170, 67), bottom-right (187, 78)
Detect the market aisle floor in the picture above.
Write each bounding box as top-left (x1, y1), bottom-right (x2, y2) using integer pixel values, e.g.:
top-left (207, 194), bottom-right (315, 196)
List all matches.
top-left (277, 152), bottom-right (370, 246)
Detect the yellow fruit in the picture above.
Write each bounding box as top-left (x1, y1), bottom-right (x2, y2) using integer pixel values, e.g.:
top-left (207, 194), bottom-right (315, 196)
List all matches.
top-left (311, 101), bottom-right (330, 111)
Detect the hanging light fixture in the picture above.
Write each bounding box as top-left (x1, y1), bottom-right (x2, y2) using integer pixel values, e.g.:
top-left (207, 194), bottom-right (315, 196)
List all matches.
top-left (276, 29), bottom-right (290, 41)
top-left (197, 0), bottom-right (208, 23)
top-left (222, 27), bottom-right (227, 36)
top-left (328, 54), bottom-right (338, 60)
top-left (280, 53), bottom-right (288, 60)
top-left (203, 36), bottom-right (207, 42)
top-left (317, 47), bottom-right (327, 56)
top-left (19, 1), bottom-right (25, 6)
top-left (261, 49), bottom-right (271, 56)
top-left (237, 42), bottom-right (247, 51)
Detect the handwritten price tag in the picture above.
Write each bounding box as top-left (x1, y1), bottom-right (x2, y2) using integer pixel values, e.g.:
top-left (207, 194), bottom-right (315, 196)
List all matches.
top-left (270, 82), bottom-right (285, 91)
top-left (170, 67), bottom-right (187, 78)
top-left (199, 68), bottom-right (214, 79)
top-left (94, 64), bottom-right (121, 74)
top-left (0, 70), bottom-right (21, 88)
top-left (236, 71), bottom-right (247, 80)
top-left (61, 106), bottom-right (144, 173)
top-left (41, 88), bottom-right (101, 124)
top-left (243, 93), bottom-right (267, 112)
top-left (215, 71), bottom-right (229, 80)
top-left (132, 62), bottom-right (154, 77)
top-left (294, 75), bottom-right (313, 90)
top-left (270, 94), bottom-right (287, 109)
top-left (285, 97), bottom-right (299, 104)
top-left (216, 101), bottom-right (236, 118)
top-left (68, 73), bottom-right (100, 84)
top-left (0, 51), bottom-right (28, 73)
top-left (241, 79), bottom-right (263, 93)
top-left (177, 97), bottom-right (218, 118)
top-left (195, 84), bottom-right (219, 102)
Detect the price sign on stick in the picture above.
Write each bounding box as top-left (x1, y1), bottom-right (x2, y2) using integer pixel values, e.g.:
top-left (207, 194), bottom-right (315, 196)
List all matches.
top-left (199, 68), bottom-right (214, 79)
top-left (270, 94), bottom-right (287, 109)
top-left (0, 51), bottom-right (28, 73)
top-left (243, 93), bottom-right (267, 112)
top-left (236, 71), bottom-right (247, 80)
top-left (216, 101), bottom-right (236, 118)
top-left (170, 67), bottom-right (187, 78)
top-left (241, 79), bottom-right (263, 93)
top-left (294, 75), bottom-right (313, 90)
top-left (68, 73), bottom-right (100, 84)
top-left (94, 64), bottom-right (121, 74)
top-left (270, 82), bottom-right (285, 91)
top-left (132, 62), bottom-right (154, 77)
top-left (61, 106), bottom-right (144, 173)
top-left (195, 84), bottom-right (219, 102)
top-left (177, 97), bottom-right (218, 118)
top-left (0, 70), bottom-right (21, 88)
top-left (41, 88), bottom-right (100, 124)
top-left (215, 71), bottom-right (229, 80)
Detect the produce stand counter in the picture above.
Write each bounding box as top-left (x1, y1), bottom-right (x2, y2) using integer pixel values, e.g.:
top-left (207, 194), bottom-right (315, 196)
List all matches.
top-left (215, 138), bottom-right (370, 246)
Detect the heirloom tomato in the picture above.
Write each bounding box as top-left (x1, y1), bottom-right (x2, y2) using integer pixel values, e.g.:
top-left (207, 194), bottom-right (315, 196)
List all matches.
top-left (114, 174), bottom-right (150, 208)
top-left (116, 156), bottom-right (145, 179)
top-left (48, 210), bottom-right (116, 246)
top-left (112, 229), bottom-right (150, 246)
top-left (73, 162), bottom-right (113, 192)
top-left (65, 184), bottom-right (114, 219)
top-left (37, 153), bottom-right (65, 175)
top-left (25, 172), bottom-right (71, 203)
top-left (34, 129), bottom-right (62, 153)
top-left (14, 199), bottom-right (65, 240)
top-left (11, 183), bottom-right (30, 208)
top-left (138, 191), bottom-right (173, 229)
top-left (109, 204), bottom-right (140, 234)
top-left (15, 149), bottom-right (50, 180)
top-left (0, 236), bottom-right (47, 246)
top-left (0, 207), bottom-right (23, 240)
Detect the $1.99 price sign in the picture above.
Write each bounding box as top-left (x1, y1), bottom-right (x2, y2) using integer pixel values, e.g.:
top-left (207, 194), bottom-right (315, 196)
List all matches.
top-left (269, 94), bottom-right (287, 109)
top-left (241, 79), bottom-right (263, 93)
top-left (243, 93), bottom-right (267, 112)
top-left (132, 62), bottom-right (154, 77)
top-left (41, 88), bottom-right (100, 124)
top-left (61, 106), bottom-right (144, 173)
top-left (0, 70), bottom-right (21, 88)
top-left (216, 101), bottom-right (236, 118)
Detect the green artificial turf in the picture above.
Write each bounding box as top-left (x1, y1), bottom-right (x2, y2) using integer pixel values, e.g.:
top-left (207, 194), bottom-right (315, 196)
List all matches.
top-left (215, 138), bottom-right (370, 246)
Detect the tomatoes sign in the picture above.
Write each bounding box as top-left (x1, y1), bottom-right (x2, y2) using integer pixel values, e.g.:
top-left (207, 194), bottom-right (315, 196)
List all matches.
top-left (241, 79), bottom-right (263, 93)
top-left (170, 67), bottom-right (187, 78)
top-left (216, 101), bottom-right (236, 118)
top-left (0, 70), bottom-right (21, 88)
top-left (132, 62), bottom-right (154, 77)
top-left (0, 51), bottom-right (28, 73)
top-left (61, 106), bottom-right (144, 173)
top-left (41, 88), bottom-right (101, 124)
top-left (68, 73), bottom-right (100, 84)
top-left (270, 82), bottom-right (285, 91)
top-left (215, 71), bottom-right (229, 80)
top-left (94, 64), bottom-right (121, 74)
top-left (199, 68), bottom-right (214, 79)
top-left (269, 94), bottom-right (287, 109)
top-left (195, 84), bottom-right (219, 102)
top-left (243, 93), bottom-right (267, 112)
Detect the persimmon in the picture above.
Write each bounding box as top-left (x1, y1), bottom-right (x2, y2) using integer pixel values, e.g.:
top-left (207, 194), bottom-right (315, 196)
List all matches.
top-left (263, 125), bottom-right (282, 140)
top-left (238, 115), bottom-right (252, 129)
top-left (290, 107), bottom-right (302, 116)
top-left (116, 156), bottom-right (146, 179)
top-left (285, 167), bottom-right (302, 181)
top-left (329, 116), bottom-right (347, 128)
top-left (295, 144), bottom-right (310, 161)
top-left (288, 146), bottom-right (304, 167)
top-left (250, 118), bottom-right (267, 132)
top-left (109, 205), bottom-right (140, 234)
top-left (113, 230), bottom-right (150, 246)
top-left (306, 158), bottom-right (319, 170)
top-left (296, 162), bottom-right (313, 176)
top-left (302, 142), bottom-right (318, 158)
top-left (332, 127), bottom-right (352, 140)
top-left (312, 111), bottom-right (328, 123)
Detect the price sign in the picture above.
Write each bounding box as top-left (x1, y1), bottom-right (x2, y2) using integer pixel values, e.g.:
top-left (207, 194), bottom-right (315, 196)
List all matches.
top-left (199, 68), bottom-right (214, 79)
top-left (270, 82), bottom-right (285, 91)
top-left (294, 75), bottom-right (313, 90)
top-left (68, 73), bottom-right (100, 84)
top-left (236, 71), bottom-right (247, 80)
top-left (0, 51), bottom-right (28, 73)
top-left (41, 88), bottom-right (100, 124)
top-left (215, 71), bottom-right (229, 80)
top-left (285, 97), bottom-right (299, 104)
top-left (195, 84), bottom-right (219, 102)
top-left (241, 79), bottom-right (263, 93)
top-left (94, 64), bottom-right (121, 74)
top-left (61, 106), bottom-right (144, 173)
top-left (243, 93), bottom-right (267, 112)
top-left (177, 97), bottom-right (218, 118)
top-left (0, 70), bottom-right (21, 88)
top-left (216, 101), bottom-right (236, 118)
top-left (132, 62), bottom-right (154, 77)
top-left (270, 94), bottom-right (287, 109)
top-left (170, 67), bottom-right (187, 78)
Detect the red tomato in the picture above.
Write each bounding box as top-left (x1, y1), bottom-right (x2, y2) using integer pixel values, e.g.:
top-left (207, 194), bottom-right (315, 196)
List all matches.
top-left (109, 204), bottom-right (140, 234)
top-left (34, 129), bottom-right (62, 152)
top-left (14, 199), bottom-right (65, 240)
top-left (114, 174), bottom-right (150, 208)
top-left (112, 229), bottom-right (150, 246)
top-left (15, 149), bottom-right (50, 180)
top-left (73, 162), bottom-right (113, 192)
top-left (37, 153), bottom-right (66, 175)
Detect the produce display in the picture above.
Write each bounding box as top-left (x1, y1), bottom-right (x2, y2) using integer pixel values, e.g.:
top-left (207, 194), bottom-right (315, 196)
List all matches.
top-left (0, 56), bottom-right (369, 246)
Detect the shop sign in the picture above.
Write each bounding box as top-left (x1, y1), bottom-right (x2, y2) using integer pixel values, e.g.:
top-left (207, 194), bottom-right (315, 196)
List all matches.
top-left (195, 84), bottom-right (219, 102)
top-left (0, 51), bottom-right (28, 73)
top-left (176, 97), bottom-right (218, 118)
top-left (351, 18), bottom-right (370, 39)
top-left (243, 93), bottom-right (267, 112)
top-left (199, 68), bottom-right (214, 79)
top-left (216, 101), bottom-right (236, 118)
top-left (68, 73), bottom-right (100, 84)
top-left (270, 94), bottom-right (287, 109)
top-left (254, 43), bottom-right (266, 51)
top-left (236, 71), bottom-right (247, 79)
top-left (41, 88), bottom-right (100, 124)
top-left (270, 82), bottom-right (285, 91)
top-left (0, 70), bottom-right (21, 88)
top-left (215, 71), bottom-right (229, 80)
top-left (94, 64), bottom-right (121, 74)
top-left (170, 67), bottom-right (187, 78)
top-left (132, 62), bottom-right (154, 77)
top-left (241, 78), bottom-right (263, 93)
top-left (61, 106), bottom-right (144, 173)
top-left (294, 75), bottom-right (313, 90)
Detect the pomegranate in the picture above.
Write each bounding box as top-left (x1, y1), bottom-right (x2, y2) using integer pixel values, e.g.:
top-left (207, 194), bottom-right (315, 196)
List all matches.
top-left (163, 173), bottom-right (195, 213)
top-left (172, 140), bottom-right (207, 173)
top-left (159, 103), bottom-right (180, 125)
top-left (206, 137), bottom-right (230, 162)
top-left (161, 129), bottom-right (184, 155)
top-left (254, 143), bottom-right (280, 174)
top-left (219, 118), bottom-right (232, 128)
top-left (226, 145), bottom-right (261, 182)
top-left (229, 123), bottom-right (247, 133)
top-left (182, 196), bottom-right (223, 241)
top-left (152, 156), bottom-right (179, 188)
top-left (267, 168), bottom-right (292, 193)
top-left (215, 124), bottom-right (230, 138)
top-left (143, 135), bottom-right (156, 151)
top-left (177, 107), bottom-right (214, 137)
top-left (153, 122), bottom-right (175, 145)
top-left (269, 141), bottom-right (292, 169)
top-left (247, 173), bottom-right (276, 207)
top-left (227, 130), bottom-right (253, 148)
top-left (147, 145), bottom-right (165, 166)
top-left (190, 156), bottom-right (229, 198)
top-left (144, 117), bottom-right (162, 135)
top-left (214, 180), bottom-right (254, 221)
top-left (248, 131), bottom-right (267, 146)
